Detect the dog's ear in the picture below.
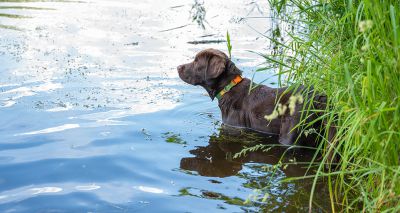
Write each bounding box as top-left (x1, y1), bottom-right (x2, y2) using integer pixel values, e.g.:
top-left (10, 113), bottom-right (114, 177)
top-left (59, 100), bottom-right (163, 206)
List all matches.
top-left (197, 48), bottom-right (227, 80)
top-left (206, 54), bottom-right (226, 79)
top-left (195, 49), bottom-right (228, 100)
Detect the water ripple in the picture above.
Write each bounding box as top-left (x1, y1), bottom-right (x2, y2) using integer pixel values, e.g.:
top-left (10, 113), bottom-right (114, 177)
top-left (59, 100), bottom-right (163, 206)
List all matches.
top-left (15, 123), bottom-right (80, 136)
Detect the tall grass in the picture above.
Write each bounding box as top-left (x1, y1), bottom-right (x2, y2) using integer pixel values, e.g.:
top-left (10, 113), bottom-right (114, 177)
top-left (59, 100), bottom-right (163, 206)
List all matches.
top-left (262, 0), bottom-right (400, 211)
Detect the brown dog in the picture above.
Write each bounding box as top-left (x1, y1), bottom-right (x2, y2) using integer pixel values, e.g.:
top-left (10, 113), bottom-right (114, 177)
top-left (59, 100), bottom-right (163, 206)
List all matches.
top-left (177, 48), bottom-right (336, 158)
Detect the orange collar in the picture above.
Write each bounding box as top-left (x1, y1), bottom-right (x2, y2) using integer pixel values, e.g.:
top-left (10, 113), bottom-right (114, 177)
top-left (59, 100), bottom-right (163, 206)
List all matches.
top-left (215, 75), bottom-right (243, 100)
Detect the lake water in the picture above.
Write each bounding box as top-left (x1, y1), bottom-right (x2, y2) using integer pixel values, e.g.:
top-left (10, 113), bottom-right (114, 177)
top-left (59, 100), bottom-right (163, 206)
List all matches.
top-left (0, 0), bottom-right (331, 212)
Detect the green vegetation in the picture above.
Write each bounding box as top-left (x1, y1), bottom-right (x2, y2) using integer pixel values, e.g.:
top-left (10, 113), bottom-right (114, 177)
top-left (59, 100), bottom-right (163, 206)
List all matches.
top-left (0, 6), bottom-right (55, 10)
top-left (177, 187), bottom-right (249, 207)
top-left (163, 132), bottom-right (187, 145)
top-left (260, 0), bottom-right (400, 211)
top-left (0, 13), bottom-right (30, 18)
top-left (0, 0), bottom-right (52, 31)
top-left (0, 0), bottom-right (82, 30)
top-left (226, 30), bottom-right (232, 59)
top-left (0, 0), bottom-right (82, 2)
top-left (0, 23), bottom-right (20, 30)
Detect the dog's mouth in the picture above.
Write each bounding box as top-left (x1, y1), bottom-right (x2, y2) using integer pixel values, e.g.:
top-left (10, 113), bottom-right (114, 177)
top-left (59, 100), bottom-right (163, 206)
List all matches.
top-left (177, 65), bottom-right (193, 85)
top-left (177, 66), bottom-right (191, 84)
top-left (179, 75), bottom-right (193, 85)
top-left (177, 64), bottom-right (184, 73)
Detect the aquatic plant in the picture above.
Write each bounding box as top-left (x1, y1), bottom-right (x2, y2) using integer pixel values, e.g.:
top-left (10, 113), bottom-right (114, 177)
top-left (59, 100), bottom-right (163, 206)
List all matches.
top-left (0, 0), bottom-right (70, 31)
top-left (260, 0), bottom-right (400, 211)
top-left (190, 0), bottom-right (206, 29)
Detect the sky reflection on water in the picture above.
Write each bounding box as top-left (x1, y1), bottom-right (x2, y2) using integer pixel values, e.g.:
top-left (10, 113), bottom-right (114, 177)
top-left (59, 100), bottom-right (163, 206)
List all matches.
top-left (0, 0), bottom-right (332, 212)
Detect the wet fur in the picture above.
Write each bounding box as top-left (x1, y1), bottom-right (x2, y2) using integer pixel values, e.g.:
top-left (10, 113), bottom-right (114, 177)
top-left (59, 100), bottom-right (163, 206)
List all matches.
top-left (177, 49), bottom-right (336, 160)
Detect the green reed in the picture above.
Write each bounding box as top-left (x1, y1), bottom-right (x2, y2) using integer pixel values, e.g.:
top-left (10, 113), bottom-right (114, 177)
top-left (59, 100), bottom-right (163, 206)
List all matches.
top-left (261, 0), bottom-right (400, 211)
top-left (226, 30), bottom-right (233, 59)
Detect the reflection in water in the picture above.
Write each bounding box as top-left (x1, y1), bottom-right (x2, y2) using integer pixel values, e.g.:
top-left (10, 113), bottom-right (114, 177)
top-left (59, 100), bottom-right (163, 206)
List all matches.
top-left (16, 123), bottom-right (80, 136)
top-left (179, 126), bottom-right (331, 212)
top-left (181, 126), bottom-right (316, 178)
top-left (31, 187), bottom-right (62, 195)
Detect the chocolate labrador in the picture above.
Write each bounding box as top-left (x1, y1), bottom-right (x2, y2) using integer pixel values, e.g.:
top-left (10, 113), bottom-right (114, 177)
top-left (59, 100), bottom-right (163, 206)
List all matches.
top-left (177, 48), bottom-right (336, 162)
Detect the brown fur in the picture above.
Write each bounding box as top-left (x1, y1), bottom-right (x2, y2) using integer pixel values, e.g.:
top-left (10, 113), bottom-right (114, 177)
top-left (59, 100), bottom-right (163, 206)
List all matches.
top-left (178, 48), bottom-right (337, 160)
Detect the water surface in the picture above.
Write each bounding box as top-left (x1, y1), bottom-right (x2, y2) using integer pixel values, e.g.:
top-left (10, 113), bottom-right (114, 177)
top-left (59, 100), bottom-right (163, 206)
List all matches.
top-left (0, 0), bottom-right (331, 212)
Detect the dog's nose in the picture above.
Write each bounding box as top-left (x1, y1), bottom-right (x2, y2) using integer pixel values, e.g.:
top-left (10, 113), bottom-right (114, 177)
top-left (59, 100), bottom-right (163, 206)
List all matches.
top-left (177, 65), bottom-right (184, 73)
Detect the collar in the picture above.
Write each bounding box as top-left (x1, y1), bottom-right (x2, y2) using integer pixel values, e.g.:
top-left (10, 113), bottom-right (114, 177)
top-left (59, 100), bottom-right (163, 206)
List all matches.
top-left (215, 75), bottom-right (243, 100)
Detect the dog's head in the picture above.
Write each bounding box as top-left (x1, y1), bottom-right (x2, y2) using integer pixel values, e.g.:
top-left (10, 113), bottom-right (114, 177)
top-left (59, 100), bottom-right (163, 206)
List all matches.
top-left (177, 48), bottom-right (241, 100)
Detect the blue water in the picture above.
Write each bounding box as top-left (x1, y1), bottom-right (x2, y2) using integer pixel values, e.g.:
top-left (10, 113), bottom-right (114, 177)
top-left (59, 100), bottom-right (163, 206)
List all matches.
top-left (0, 0), bottom-right (332, 212)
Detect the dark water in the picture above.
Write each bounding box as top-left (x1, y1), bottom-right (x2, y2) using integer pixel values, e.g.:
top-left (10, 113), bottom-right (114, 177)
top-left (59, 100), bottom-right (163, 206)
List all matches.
top-left (0, 0), bottom-right (331, 212)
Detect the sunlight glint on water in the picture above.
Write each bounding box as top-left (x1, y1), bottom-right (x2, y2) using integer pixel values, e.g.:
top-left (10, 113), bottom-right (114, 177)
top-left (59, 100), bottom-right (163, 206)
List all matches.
top-left (0, 0), bottom-right (332, 212)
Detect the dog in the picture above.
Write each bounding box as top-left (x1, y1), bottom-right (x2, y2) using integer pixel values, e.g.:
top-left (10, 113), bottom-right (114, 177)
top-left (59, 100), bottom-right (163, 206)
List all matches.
top-left (177, 48), bottom-right (337, 162)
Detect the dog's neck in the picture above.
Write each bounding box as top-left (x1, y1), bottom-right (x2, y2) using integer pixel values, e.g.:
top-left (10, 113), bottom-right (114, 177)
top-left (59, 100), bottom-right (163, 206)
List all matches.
top-left (217, 78), bottom-right (250, 123)
top-left (214, 75), bottom-right (242, 100)
top-left (202, 60), bottom-right (242, 100)
top-left (217, 78), bottom-right (250, 103)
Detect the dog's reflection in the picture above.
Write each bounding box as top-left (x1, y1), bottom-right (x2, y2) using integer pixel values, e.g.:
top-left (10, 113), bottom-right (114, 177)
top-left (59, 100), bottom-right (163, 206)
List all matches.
top-left (180, 126), bottom-right (318, 178)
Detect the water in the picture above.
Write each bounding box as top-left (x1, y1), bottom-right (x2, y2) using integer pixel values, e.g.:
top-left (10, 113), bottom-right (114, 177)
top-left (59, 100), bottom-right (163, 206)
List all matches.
top-left (0, 0), bottom-right (331, 212)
